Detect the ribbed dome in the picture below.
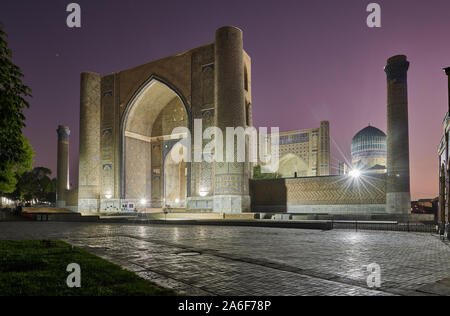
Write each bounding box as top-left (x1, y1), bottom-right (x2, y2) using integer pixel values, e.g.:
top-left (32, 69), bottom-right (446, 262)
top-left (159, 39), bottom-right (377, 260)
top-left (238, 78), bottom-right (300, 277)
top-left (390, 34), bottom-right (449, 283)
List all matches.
top-left (351, 126), bottom-right (387, 171)
top-left (352, 126), bottom-right (386, 141)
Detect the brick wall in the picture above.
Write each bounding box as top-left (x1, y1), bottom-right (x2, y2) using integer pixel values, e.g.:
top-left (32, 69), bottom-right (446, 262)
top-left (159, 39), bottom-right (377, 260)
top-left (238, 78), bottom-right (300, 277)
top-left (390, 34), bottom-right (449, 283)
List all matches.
top-left (250, 174), bottom-right (387, 213)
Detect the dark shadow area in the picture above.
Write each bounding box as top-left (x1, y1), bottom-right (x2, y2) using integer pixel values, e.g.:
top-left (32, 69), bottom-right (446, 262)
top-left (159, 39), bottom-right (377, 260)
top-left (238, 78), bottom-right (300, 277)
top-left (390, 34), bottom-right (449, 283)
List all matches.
top-left (250, 179), bottom-right (287, 212)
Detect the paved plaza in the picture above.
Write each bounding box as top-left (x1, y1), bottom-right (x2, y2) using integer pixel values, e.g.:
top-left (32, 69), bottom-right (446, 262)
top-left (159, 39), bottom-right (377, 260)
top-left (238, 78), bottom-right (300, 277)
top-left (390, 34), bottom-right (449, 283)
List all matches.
top-left (0, 222), bottom-right (449, 296)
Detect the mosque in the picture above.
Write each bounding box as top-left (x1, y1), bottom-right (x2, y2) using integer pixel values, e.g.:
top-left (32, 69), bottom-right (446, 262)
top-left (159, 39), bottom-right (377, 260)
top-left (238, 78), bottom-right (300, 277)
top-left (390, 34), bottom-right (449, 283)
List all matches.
top-left (265, 123), bottom-right (387, 178)
top-left (55, 27), bottom-right (411, 216)
top-left (264, 121), bottom-right (330, 178)
top-left (351, 125), bottom-right (387, 174)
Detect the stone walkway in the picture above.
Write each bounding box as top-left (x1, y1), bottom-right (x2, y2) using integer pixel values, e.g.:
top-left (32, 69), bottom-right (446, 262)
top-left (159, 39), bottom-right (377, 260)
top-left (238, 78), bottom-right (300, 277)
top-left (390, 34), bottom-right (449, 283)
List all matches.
top-left (1, 222), bottom-right (449, 296)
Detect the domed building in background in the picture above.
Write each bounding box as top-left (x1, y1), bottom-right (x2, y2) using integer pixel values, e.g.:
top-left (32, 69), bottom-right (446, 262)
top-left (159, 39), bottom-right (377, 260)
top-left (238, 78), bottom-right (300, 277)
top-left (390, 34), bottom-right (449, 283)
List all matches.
top-left (351, 125), bottom-right (387, 174)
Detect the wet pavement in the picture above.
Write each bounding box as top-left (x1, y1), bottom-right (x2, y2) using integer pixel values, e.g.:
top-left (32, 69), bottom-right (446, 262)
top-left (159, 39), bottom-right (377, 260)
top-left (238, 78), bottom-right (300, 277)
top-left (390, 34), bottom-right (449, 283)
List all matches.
top-left (1, 222), bottom-right (449, 296)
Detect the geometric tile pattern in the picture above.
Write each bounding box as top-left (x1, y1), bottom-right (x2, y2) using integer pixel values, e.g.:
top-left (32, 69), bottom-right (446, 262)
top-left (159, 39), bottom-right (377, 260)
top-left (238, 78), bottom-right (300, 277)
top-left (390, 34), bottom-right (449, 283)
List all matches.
top-left (286, 175), bottom-right (386, 205)
top-left (252, 174), bottom-right (386, 206)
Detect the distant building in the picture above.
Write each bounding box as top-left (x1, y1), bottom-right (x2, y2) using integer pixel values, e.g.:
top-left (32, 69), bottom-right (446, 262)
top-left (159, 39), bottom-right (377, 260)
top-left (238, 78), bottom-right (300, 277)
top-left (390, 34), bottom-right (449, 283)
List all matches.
top-left (338, 161), bottom-right (348, 175)
top-left (351, 125), bottom-right (387, 174)
top-left (266, 121), bottom-right (330, 178)
top-left (411, 198), bottom-right (437, 215)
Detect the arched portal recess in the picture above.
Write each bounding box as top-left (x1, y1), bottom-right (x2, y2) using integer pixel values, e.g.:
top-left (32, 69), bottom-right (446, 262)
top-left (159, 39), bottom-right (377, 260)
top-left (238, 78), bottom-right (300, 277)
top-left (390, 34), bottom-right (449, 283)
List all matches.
top-left (121, 78), bottom-right (189, 208)
top-left (278, 153), bottom-right (309, 178)
top-left (164, 142), bottom-right (188, 208)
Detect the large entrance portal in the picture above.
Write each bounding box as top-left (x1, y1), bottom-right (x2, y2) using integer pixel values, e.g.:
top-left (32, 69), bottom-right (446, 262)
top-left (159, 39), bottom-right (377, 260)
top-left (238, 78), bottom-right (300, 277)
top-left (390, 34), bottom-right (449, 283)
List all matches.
top-left (72, 26), bottom-right (252, 214)
top-left (121, 78), bottom-right (189, 209)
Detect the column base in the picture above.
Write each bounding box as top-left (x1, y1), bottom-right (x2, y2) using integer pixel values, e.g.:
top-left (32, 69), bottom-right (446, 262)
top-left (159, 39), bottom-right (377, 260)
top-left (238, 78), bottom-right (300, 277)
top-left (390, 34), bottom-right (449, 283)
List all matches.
top-left (100, 199), bottom-right (121, 212)
top-left (187, 197), bottom-right (213, 211)
top-left (386, 192), bottom-right (411, 214)
top-left (213, 195), bottom-right (250, 213)
top-left (56, 201), bottom-right (66, 208)
top-left (78, 199), bottom-right (99, 213)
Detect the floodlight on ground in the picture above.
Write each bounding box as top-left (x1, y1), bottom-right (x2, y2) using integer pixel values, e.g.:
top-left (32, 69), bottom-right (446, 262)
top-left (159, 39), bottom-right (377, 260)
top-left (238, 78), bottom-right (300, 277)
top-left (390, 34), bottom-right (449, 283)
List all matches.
top-left (349, 169), bottom-right (361, 178)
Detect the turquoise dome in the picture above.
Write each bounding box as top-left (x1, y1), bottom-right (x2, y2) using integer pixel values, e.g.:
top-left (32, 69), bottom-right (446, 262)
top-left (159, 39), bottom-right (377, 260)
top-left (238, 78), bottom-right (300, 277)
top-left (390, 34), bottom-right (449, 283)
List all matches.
top-left (351, 126), bottom-right (387, 161)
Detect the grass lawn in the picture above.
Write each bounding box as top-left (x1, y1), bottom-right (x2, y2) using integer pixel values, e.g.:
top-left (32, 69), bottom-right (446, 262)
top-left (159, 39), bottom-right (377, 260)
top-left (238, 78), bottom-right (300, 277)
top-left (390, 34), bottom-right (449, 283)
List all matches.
top-left (0, 240), bottom-right (177, 296)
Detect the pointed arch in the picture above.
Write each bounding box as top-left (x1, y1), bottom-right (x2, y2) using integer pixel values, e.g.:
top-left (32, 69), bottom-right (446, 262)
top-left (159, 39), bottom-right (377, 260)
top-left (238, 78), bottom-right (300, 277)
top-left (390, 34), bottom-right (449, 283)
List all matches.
top-left (120, 76), bottom-right (191, 201)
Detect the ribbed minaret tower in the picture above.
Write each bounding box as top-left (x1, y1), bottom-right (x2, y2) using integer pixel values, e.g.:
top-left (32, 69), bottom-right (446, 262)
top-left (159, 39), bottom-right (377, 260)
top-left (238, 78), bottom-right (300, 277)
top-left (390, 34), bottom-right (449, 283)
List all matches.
top-left (78, 72), bottom-right (101, 210)
top-left (213, 26), bottom-right (250, 213)
top-left (384, 55), bottom-right (411, 214)
top-left (56, 125), bottom-right (70, 208)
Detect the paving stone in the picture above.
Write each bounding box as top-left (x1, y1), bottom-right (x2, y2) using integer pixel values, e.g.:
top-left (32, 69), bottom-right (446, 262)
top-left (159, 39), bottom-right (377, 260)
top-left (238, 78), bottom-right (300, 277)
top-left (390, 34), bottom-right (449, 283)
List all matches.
top-left (0, 222), bottom-right (449, 296)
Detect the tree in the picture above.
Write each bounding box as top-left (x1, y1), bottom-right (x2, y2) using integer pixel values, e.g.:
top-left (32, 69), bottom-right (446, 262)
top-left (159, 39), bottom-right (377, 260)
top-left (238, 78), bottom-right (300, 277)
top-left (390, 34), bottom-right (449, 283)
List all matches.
top-left (10, 167), bottom-right (56, 203)
top-left (253, 165), bottom-right (280, 179)
top-left (0, 136), bottom-right (33, 194)
top-left (0, 22), bottom-right (33, 187)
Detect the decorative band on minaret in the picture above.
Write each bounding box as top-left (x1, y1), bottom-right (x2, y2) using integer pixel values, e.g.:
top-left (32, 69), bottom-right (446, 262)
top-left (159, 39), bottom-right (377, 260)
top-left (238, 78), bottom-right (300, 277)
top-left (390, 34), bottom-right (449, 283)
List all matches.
top-left (384, 55), bottom-right (411, 214)
top-left (56, 125), bottom-right (70, 207)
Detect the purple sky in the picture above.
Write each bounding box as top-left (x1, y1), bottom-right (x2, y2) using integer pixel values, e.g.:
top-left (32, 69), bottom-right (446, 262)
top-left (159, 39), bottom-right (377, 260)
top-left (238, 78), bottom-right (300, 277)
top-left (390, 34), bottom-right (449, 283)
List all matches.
top-left (1, 0), bottom-right (449, 200)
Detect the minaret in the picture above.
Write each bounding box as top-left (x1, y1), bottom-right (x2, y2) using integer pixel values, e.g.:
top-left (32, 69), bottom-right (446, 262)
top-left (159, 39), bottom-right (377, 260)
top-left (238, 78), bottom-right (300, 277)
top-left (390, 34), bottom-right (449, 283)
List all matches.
top-left (56, 125), bottom-right (70, 208)
top-left (213, 26), bottom-right (250, 213)
top-left (318, 121), bottom-right (330, 176)
top-left (384, 55), bottom-right (411, 214)
top-left (78, 72), bottom-right (101, 206)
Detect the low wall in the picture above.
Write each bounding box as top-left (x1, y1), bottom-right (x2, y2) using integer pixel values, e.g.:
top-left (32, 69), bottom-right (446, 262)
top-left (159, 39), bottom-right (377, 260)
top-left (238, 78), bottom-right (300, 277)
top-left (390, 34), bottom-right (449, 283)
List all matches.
top-left (23, 207), bottom-right (73, 214)
top-left (250, 174), bottom-right (387, 214)
top-left (142, 212), bottom-right (256, 220)
top-left (258, 213), bottom-right (435, 223)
